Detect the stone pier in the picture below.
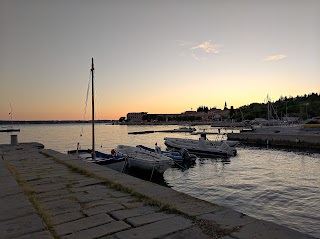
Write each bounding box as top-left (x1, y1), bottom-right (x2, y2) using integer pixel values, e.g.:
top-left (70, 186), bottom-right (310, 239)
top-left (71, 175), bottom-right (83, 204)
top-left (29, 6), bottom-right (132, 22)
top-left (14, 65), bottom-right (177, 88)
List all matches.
top-left (0, 143), bottom-right (316, 239)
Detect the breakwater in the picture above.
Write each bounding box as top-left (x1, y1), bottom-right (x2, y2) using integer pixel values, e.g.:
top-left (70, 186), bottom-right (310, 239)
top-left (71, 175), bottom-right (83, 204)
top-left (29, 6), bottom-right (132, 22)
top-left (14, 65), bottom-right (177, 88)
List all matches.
top-left (0, 142), bottom-right (317, 238)
top-left (228, 132), bottom-right (320, 149)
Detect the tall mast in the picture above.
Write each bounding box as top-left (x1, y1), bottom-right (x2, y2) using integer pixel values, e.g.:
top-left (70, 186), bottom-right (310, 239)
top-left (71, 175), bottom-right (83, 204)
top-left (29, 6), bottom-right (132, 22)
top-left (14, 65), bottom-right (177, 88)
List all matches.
top-left (91, 58), bottom-right (96, 159)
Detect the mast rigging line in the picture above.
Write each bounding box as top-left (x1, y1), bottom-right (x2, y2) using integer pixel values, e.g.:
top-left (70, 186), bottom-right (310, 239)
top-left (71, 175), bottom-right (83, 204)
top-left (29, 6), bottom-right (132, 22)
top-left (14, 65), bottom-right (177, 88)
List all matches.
top-left (78, 70), bottom-right (92, 148)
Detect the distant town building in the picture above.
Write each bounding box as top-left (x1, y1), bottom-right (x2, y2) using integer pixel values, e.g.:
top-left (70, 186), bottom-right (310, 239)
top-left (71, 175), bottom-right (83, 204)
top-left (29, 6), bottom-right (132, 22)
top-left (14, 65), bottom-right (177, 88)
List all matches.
top-left (126, 112), bottom-right (147, 122)
top-left (183, 111), bottom-right (197, 115)
top-left (125, 107), bottom-right (231, 123)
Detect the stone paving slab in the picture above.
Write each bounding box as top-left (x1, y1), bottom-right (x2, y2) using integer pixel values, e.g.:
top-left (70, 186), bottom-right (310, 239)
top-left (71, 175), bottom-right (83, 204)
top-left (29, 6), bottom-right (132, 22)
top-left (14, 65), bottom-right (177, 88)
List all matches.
top-left (74, 192), bottom-right (108, 203)
top-left (83, 203), bottom-right (125, 216)
top-left (106, 190), bottom-right (131, 198)
top-left (198, 208), bottom-right (253, 230)
top-left (70, 178), bottom-right (104, 188)
top-left (51, 211), bottom-right (85, 225)
top-left (110, 206), bottom-right (157, 220)
top-left (0, 193), bottom-right (33, 209)
top-left (41, 198), bottom-right (79, 210)
top-left (0, 185), bottom-right (23, 197)
top-left (47, 202), bottom-right (81, 216)
top-left (38, 193), bottom-right (73, 203)
top-left (36, 189), bottom-right (70, 200)
top-left (163, 225), bottom-right (212, 239)
top-left (31, 183), bottom-right (67, 193)
top-left (55, 213), bottom-right (115, 236)
top-left (0, 213), bottom-right (47, 239)
top-left (113, 216), bottom-right (193, 239)
top-left (0, 176), bottom-right (20, 185)
top-left (61, 221), bottom-right (131, 239)
top-left (0, 205), bottom-right (35, 222)
top-left (126, 211), bottom-right (176, 227)
top-left (70, 184), bottom-right (107, 193)
top-left (230, 219), bottom-right (316, 239)
top-left (14, 231), bottom-right (54, 239)
top-left (120, 201), bottom-right (144, 209)
top-left (83, 199), bottom-right (114, 208)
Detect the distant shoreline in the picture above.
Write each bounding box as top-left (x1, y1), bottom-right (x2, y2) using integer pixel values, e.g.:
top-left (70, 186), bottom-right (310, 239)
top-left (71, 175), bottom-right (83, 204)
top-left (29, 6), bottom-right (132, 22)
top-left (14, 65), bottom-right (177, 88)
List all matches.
top-left (0, 120), bottom-right (115, 125)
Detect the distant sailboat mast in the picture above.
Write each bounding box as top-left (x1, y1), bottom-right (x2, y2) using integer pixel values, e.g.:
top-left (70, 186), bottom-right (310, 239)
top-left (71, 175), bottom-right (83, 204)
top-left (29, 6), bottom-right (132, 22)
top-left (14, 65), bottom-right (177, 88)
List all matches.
top-left (9, 103), bottom-right (13, 128)
top-left (91, 58), bottom-right (96, 160)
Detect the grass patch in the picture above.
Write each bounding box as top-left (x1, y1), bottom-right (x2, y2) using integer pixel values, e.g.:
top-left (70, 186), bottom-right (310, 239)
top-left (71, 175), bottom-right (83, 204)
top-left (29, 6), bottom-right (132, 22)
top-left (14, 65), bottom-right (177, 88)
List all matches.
top-left (3, 160), bottom-right (60, 239)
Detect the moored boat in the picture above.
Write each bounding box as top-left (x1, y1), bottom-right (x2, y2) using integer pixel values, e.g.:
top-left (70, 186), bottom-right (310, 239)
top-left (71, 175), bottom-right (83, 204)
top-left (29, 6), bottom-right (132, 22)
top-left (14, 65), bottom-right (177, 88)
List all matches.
top-left (164, 134), bottom-right (239, 148)
top-left (115, 145), bottom-right (174, 174)
top-left (164, 136), bottom-right (237, 157)
top-left (136, 144), bottom-right (197, 162)
top-left (68, 149), bottom-right (125, 165)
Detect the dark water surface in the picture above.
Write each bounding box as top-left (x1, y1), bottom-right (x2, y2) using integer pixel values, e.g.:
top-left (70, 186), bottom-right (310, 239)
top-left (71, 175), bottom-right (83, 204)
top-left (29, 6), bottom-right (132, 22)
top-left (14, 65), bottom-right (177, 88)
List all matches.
top-left (1, 124), bottom-right (319, 237)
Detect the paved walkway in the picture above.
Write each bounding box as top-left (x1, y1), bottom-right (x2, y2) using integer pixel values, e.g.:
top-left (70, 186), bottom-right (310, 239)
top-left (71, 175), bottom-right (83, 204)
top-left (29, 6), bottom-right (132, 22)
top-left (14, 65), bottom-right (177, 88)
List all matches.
top-left (0, 143), bottom-right (316, 239)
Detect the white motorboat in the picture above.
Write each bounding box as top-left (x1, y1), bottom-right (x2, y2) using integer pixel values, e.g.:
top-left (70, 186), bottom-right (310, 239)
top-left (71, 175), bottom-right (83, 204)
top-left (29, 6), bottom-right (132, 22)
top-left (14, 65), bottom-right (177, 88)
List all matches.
top-left (165, 134), bottom-right (239, 148)
top-left (164, 136), bottom-right (237, 157)
top-left (115, 145), bottom-right (174, 174)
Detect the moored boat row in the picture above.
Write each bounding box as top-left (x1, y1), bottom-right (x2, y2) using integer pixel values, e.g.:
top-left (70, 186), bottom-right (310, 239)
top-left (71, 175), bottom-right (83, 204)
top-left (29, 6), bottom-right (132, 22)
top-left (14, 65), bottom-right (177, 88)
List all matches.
top-left (68, 59), bottom-right (239, 177)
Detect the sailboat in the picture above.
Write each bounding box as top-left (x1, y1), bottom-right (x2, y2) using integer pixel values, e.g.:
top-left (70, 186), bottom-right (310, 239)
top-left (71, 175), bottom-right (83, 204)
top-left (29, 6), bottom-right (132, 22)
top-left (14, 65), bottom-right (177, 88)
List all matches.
top-left (68, 58), bottom-right (124, 165)
top-left (0, 104), bottom-right (20, 132)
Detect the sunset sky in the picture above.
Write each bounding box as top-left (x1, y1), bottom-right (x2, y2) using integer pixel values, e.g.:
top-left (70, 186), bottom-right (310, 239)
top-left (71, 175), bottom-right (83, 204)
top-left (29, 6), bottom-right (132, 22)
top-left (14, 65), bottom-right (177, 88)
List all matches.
top-left (1, 0), bottom-right (319, 120)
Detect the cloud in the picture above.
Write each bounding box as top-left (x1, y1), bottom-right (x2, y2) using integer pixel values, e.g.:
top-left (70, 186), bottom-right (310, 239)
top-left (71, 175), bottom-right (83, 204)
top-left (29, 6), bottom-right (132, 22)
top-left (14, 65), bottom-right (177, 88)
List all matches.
top-left (264, 54), bottom-right (287, 61)
top-left (178, 40), bottom-right (222, 61)
top-left (191, 40), bottom-right (222, 54)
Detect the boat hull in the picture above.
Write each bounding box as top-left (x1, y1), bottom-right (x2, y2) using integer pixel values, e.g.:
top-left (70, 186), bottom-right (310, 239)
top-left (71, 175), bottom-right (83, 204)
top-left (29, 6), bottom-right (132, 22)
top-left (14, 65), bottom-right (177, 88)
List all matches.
top-left (126, 157), bottom-right (172, 174)
top-left (164, 138), bottom-right (237, 157)
top-left (68, 149), bottom-right (125, 165)
top-left (164, 137), bottom-right (239, 147)
top-left (0, 129), bottom-right (20, 132)
top-left (115, 145), bottom-right (174, 174)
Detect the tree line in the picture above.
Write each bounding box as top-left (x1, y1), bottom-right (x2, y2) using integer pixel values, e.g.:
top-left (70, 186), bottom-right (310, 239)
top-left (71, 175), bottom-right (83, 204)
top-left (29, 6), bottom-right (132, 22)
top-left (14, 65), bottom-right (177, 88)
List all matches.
top-left (141, 92), bottom-right (320, 122)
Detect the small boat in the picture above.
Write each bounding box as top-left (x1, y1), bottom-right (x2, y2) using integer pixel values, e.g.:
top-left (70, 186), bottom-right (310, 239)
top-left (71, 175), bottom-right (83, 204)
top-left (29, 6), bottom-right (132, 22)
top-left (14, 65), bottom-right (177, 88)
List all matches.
top-left (115, 145), bottom-right (174, 174)
top-left (172, 126), bottom-right (196, 132)
top-left (136, 144), bottom-right (197, 162)
top-left (68, 58), bottom-right (123, 165)
top-left (165, 133), bottom-right (239, 147)
top-left (68, 149), bottom-right (125, 165)
top-left (0, 127), bottom-right (20, 132)
top-left (0, 104), bottom-right (20, 132)
top-left (164, 136), bottom-right (237, 157)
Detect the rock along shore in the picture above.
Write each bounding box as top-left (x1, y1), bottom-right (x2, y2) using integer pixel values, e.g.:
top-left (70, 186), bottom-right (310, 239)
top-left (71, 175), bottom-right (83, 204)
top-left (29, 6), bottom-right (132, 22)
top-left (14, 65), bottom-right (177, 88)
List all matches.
top-left (0, 143), bottom-right (316, 239)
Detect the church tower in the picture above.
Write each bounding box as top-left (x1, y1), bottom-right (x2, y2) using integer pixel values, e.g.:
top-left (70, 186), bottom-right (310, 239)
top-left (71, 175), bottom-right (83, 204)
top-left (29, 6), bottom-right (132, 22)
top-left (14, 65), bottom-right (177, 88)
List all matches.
top-left (224, 101), bottom-right (227, 110)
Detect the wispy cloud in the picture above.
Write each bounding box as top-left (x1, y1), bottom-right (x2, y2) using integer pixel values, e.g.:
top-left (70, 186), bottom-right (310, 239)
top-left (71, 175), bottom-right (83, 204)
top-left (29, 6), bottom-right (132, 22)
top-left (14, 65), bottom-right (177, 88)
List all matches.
top-left (178, 40), bottom-right (222, 61)
top-left (191, 40), bottom-right (222, 54)
top-left (264, 54), bottom-right (287, 61)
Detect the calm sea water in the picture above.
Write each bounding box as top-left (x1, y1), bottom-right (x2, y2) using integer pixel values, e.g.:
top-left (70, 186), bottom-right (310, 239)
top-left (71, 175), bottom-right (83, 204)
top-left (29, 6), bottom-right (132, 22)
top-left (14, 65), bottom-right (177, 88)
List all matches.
top-left (1, 124), bottom-right (319, 238)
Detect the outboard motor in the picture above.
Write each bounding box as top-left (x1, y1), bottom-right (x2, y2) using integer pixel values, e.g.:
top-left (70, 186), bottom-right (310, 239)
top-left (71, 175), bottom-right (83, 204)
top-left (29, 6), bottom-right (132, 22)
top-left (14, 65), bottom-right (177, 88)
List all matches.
top-left (179, 148), bottom-right (190, 161)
